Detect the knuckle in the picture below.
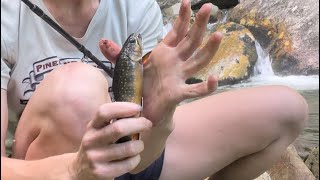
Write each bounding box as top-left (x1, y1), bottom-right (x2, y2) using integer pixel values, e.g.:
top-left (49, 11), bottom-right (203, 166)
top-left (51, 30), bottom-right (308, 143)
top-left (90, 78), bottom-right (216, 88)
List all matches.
top-left (86, 151), bottom-right (98, 162)
top-left (125, 142), bottom-right (137, 155)
top-left (143, 119), bottom-right (152, 129)
top-left (81, 134), bottom-right (93, 149)
top-left (111, 123), bottom-right (123, 137)
top-left (172, 32), bottom-right (178, 40)
top-left (97, 105), bottom-right (108, 118)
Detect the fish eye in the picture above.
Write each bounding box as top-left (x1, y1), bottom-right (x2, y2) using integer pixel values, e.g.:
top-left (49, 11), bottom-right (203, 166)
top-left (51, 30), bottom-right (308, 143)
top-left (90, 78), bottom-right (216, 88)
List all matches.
top-left (129, 38), bottom-right (136, 43)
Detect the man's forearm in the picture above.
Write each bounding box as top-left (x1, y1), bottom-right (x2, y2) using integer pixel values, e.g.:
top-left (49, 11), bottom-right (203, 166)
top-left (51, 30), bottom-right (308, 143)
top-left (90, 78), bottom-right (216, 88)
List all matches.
top-left (132, 109), bottom-right (175, 173)
top-left (1, 153), bottom-right (75, 180)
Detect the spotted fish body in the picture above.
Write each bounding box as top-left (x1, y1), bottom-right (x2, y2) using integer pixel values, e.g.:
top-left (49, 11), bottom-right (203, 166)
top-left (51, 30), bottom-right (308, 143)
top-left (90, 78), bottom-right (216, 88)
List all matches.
top-left (112, 33), bottom-right (143, 142)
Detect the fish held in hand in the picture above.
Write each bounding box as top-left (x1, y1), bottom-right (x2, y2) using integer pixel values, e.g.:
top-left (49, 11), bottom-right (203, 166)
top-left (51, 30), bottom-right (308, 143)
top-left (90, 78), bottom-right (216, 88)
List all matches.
top-left (112, 33), bottom-right (143, 143)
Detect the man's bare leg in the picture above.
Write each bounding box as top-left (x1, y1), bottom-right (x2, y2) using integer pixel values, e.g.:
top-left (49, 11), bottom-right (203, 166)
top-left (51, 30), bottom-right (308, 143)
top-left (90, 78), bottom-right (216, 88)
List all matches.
top-left (12, 62), bottom-right (308, 179)
top-left (160, 86), bottom-right (308, 180)
top-left (13, 62), bottom-right (110, 160)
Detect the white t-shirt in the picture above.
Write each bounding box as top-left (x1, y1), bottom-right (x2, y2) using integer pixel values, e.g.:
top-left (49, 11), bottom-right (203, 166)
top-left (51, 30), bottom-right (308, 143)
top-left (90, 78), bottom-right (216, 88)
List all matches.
top-left (1, 0), bottom-right (163, 153)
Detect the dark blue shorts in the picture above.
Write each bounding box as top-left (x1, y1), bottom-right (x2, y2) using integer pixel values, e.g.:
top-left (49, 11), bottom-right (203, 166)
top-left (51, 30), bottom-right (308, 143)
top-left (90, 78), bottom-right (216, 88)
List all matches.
top-left (115, 150), bottom-right (165, 180)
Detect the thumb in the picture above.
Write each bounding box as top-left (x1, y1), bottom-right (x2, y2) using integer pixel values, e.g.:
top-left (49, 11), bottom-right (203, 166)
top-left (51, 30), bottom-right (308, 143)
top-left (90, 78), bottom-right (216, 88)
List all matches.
top-left (99, 39), bottom-right (121, 64)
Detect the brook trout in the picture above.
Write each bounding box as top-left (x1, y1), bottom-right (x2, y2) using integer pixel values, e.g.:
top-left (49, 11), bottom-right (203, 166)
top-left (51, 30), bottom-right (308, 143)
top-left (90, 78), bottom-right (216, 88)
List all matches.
top-left (112, 33), bottom-right (143, 143)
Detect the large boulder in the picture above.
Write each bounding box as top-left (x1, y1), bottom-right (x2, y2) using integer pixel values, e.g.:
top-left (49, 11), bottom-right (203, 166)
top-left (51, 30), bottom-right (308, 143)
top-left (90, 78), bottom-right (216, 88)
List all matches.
top-left (204, 146), bottom-right (316, 180)
top-left (156, 0), bottom-right (181, 9)
top-left (192, 22), bottom-right (257, 86)
top-left (255, 172), bottom-right (271, 180)
top-left (305, 147), bottom-right (319, 179)
top-left (229, 0), bottom-right (319, 75)
top-left (267, 145), bottom-right (316, 180)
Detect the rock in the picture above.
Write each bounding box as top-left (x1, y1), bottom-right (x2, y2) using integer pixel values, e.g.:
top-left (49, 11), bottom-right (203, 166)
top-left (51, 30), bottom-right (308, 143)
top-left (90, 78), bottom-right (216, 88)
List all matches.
top-left (193, 22), bottom-right (257, 86)
top-left (255, 172), bottom-right (271, 180)
top-left (229, 0), bottom-right (319, 75)
top-left (305, 147), bottom-right (319, 179)
top-left (267, 145), bottom-right (316, 180)
top-left (156, 0), bottom-right (181, 9)
top-left (203, 146), bottom-right (316, 180)
top-left (292, 139), bottom-right (311, 161)
top-left (161, 2), bottom-right (181, 25)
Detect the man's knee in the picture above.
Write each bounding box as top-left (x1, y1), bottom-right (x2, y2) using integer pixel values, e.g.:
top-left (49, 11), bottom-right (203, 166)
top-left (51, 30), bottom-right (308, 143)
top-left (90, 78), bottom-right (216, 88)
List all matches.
top-left (14, 63), bottom-right (112, 158)
top-left (32, 62), bottom-right (111, 133)
top-left (41, 62), bottom-right (111, 109)
top-left (272, 86), bottom-right (308, 138)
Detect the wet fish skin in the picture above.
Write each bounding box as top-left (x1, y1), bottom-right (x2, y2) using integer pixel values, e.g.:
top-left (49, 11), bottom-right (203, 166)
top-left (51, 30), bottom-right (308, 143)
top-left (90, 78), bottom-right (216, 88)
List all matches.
top-left (112, 33), bottom-right (143, 106)
top-left (112, 33), bottom-right (143, 143)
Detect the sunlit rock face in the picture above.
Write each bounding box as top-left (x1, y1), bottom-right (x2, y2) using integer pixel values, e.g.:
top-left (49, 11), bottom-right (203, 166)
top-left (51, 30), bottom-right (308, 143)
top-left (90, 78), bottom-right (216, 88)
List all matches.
top-left (229, 0), bottom-right (319, 75)
top-left (267, 145), bottom-right (316, 180)
top-left (192, 22), bottom-right (257, 86)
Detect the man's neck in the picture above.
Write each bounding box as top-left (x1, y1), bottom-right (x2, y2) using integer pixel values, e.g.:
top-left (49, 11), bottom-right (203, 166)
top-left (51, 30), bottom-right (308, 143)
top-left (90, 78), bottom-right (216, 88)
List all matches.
top-left (43, 0), bottom-right (95, 11)
top-left (42, 0), bottom-right (100, 38)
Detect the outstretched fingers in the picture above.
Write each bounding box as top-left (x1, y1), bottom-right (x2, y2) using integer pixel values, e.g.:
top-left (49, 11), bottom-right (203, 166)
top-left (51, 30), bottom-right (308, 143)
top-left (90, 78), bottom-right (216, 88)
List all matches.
top-left (162, 0), bottom-right (191, 47)
top-left (183, 32), bottom-right (223, 77)
top-left (176, 3), bottom-right (212, 60)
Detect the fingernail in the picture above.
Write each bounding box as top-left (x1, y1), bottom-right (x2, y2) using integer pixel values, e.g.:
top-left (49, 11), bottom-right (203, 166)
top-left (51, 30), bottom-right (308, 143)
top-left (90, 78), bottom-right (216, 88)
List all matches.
top-left (183, 0), bottom-right (190, 6)
top-left (133, 104), bottom-right (142, 111)
top-left (207, 3), bottom-right (213, 9)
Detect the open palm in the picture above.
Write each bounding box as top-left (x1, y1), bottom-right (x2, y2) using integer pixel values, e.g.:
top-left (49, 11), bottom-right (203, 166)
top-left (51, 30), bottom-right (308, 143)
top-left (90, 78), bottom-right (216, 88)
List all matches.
top-left (100, 0), bottom-right (222, 125)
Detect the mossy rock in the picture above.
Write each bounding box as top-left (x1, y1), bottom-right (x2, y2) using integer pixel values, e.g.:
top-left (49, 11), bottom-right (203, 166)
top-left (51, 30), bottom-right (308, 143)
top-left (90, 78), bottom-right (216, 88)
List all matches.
top-left (192, 22), bottom-right (257, 86)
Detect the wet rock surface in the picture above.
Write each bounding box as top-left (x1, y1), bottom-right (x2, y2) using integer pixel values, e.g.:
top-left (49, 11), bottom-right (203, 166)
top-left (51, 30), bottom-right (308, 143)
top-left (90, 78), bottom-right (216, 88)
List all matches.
top-left (229, 0), bottom-right (319, 75)
top-left (193, 22), bottom-right (257, 86)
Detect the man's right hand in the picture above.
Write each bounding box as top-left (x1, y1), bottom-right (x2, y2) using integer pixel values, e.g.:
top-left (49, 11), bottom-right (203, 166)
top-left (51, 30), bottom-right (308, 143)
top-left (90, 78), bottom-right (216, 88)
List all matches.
top-left (72, 102), bottom-right (152, 180)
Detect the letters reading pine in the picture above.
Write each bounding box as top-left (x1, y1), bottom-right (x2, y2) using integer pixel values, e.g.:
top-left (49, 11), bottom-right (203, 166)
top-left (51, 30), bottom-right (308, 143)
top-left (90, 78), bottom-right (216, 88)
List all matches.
top-left (34, 57), bottom-right (77, 74)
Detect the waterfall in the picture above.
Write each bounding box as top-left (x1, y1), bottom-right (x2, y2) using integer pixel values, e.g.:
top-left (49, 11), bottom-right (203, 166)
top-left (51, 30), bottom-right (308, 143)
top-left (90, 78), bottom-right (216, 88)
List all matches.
top-left (234, 41), bottom-right (319, 91)
top-left (219, 9), bottom-right (230, 24)
top-left (253, 42), bottom-right (275, 77)
top-left (207, 9), bottom-right (230, 30)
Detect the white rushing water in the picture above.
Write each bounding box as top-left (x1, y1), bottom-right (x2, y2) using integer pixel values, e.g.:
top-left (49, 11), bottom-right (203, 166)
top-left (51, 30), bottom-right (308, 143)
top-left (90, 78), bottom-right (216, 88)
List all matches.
top-left (219, 42), bottom-right (319, 91)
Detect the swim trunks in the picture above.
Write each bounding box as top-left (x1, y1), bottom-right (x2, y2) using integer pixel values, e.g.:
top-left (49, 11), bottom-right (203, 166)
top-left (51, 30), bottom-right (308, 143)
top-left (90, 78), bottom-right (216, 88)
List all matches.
top-left (115, 150), bottom-right (165, 180)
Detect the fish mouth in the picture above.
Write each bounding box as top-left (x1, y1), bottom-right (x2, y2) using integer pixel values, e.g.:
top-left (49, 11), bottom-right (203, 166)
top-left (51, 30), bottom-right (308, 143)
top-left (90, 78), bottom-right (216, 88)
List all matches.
top-left (137, 34), bottom-right (142, 49)
top-left (131, 34), bottom-right (143, 62)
